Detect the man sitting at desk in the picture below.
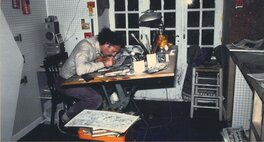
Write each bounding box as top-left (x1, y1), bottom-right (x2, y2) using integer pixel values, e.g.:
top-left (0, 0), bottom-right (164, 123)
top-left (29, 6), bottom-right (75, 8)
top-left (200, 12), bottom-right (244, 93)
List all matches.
top-left (56, 27), bottom-right (124, 132)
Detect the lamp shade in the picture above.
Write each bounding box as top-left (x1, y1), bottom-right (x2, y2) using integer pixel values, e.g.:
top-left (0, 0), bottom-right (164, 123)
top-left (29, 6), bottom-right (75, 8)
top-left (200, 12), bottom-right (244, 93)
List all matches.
top-left (139, 10), bottom-right (162, 23)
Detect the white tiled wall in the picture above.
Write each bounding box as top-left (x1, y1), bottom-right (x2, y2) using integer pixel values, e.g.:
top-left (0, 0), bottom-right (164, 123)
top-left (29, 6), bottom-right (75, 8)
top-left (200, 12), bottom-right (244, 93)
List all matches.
top-left (1, 0), bottom-right (99, 139)
top-left (232, 66), bottom-right (253, 130)
top-left (1, 0), bottom-right (47, 139)
top-left (46, 0), bottom-right (99, 53)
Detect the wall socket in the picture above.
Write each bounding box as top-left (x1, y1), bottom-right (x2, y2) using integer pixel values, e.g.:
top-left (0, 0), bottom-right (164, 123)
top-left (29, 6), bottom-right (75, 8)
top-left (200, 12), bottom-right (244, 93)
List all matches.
top-left (14, 34), bottom-right (22, 42)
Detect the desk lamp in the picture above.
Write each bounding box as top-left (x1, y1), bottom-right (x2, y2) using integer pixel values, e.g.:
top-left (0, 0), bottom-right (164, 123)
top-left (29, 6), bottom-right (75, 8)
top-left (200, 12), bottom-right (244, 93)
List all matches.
top-left (139, 10), bottom-right (168, 53)
top-left (139, 10), bottom-right (162, 26)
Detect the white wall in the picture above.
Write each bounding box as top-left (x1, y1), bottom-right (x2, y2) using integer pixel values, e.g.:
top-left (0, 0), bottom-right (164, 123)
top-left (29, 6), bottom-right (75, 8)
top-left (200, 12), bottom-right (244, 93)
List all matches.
top-left (232, 66), bottom-right (253, 130)
top-left (0, 8), bottom-right (23, 141)
top-left (1, 0), bottom-right (47, 140)
top-left (0, 0), bottom-right (108, 140)
top-left (46, 0), bottom-right (99, 54)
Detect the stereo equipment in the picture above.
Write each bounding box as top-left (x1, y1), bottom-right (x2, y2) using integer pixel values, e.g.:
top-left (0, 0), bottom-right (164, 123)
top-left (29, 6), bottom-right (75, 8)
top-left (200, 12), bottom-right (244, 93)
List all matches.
top-left (44, 16), bottom-right (65, 56)
top-left (45, 21), bottom-right (60, 44)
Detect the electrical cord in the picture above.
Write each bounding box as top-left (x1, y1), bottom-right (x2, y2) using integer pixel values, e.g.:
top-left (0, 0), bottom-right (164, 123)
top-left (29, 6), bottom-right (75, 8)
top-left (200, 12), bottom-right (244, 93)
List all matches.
top-left (136, 88), bottom-right (175, 141)
top-left (63, 0), bottom-right (81, 43)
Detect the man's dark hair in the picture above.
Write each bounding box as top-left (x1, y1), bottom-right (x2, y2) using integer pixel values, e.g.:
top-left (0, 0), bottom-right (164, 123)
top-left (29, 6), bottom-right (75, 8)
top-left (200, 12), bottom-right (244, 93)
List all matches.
top-left (97, 27), bottom-right (125, 48)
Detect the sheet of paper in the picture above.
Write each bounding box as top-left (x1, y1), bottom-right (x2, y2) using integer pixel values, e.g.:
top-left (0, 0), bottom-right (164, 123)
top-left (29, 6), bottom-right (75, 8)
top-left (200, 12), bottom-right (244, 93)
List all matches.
top-left (65, 109), bottom-right (139, 133)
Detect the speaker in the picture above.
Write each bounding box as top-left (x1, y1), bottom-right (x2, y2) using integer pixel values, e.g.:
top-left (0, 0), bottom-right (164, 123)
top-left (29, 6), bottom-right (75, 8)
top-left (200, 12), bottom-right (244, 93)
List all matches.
top-left (45, 21), bottom-right (60, 44)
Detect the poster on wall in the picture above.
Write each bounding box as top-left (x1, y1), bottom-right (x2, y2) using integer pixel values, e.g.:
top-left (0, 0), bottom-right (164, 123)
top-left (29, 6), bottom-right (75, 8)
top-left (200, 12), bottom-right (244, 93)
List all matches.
top-left (87, 1), bottom-right (95, 16)
top-left (84, 32), bottom-right (92, 39)
top-left (12, 0), bottom-right (20, 9)
top-left (81, 19), bottom-right (90, 30)
top-left (21, 0), bottom-right (31, 15)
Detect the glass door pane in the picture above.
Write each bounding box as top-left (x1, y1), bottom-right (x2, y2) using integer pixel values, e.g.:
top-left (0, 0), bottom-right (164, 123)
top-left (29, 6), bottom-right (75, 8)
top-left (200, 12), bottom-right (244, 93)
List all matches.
top-left (186, 0), bottom-right (221, 48)
top-left (111, 0), bottom-right (179, 46)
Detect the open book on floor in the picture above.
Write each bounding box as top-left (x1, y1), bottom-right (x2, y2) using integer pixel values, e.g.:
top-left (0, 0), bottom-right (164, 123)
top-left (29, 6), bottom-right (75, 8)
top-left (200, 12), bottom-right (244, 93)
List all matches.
top-left (64, 109), bottom-right (140, 133)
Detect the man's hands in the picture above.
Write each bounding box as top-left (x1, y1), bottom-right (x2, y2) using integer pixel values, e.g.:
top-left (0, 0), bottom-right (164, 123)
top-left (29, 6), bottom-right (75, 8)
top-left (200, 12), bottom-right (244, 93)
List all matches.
top-left (95, 56), bottom-right (116, 67)
top-left (103, 56), bottom-right (115, 67)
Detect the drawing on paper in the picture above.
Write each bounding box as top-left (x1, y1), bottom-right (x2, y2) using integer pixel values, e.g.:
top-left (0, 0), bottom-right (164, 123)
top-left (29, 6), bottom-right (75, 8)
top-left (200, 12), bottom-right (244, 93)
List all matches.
top-left (65, 109), bottom-right (139, 133)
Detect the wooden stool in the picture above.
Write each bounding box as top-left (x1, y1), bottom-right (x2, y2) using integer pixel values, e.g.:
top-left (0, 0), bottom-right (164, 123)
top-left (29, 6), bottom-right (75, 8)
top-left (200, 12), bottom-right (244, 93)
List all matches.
top-left (190, 65), bottom-right (223, 121)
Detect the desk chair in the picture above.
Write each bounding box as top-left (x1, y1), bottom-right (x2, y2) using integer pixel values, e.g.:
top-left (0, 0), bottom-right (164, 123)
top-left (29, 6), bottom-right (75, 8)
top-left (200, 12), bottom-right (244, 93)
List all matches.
top-left (43, 52), bottom-right (75, 125)
top-left (190, 65), bottom-right (223, 121)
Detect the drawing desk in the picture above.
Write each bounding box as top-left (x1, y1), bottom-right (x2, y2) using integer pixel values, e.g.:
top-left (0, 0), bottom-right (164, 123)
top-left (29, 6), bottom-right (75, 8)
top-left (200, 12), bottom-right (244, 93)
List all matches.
top-left (62, 53), bottom-right (177, 111)
top-left (63, 53), bottom-right (177, 111)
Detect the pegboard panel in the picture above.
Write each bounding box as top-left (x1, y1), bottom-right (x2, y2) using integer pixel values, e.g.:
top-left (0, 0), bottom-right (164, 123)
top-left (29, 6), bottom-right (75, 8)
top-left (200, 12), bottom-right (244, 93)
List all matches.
top-left (1, 0), bottom-right (47, 136)
top-left (232, 66), bottom-right (253, 130)
top-left (46, 0), bottom-right (99, 53)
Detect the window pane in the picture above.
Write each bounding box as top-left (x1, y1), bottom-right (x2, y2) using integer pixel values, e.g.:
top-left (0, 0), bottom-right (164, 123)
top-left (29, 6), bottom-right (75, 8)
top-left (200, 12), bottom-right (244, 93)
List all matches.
top-left (202, 30), bottom-right (214, 45)
top-left (164, 0), bottom-right (175, 10)
top-left (114, 0), bottom-right (125, 11)
top-left (164, 13), bottom-right (175, 28)
top-left (202, 11), bottom-right (214, 27)
top-left (116, 31), bottom-right (127, 45)
top-left (188, 0), bottom-right (200, 9)
top-left (128, 0), bottom-right (138, 11)
top-left (203, 0), bottom-right (215, 8)
top-left (188, 12), bottom-right (200, 27)
top-left (187, 30), bottom-right (199, 45)
top-left (129, 31), bottom-right (139, 45)
top-left (150, 0), bottom-right (161, 10)
top-left (128, 14), bottom-right (139, 28)
top-left (115, 14), bottom-right (126, 28)
top-left (164, 30), bottom-right (175, 45)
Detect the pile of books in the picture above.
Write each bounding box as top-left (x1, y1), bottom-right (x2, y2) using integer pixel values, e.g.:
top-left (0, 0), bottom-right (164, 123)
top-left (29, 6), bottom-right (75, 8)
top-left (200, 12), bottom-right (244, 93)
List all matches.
top-left (81, 128), bottom-right (121, 137)
top-left (65, 109), bottom-right (140, 138)
top-left (221, 126), bottom-right (248, 142)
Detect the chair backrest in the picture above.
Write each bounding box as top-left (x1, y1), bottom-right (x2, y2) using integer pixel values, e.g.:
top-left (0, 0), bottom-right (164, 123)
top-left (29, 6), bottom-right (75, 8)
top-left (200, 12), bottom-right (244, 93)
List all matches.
top-left (43, 52), bottom-right (68, 95)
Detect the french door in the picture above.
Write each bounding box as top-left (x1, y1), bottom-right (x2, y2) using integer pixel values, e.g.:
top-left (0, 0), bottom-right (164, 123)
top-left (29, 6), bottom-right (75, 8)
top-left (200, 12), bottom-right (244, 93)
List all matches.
top-left (109, 0), bottom-right (223, 100)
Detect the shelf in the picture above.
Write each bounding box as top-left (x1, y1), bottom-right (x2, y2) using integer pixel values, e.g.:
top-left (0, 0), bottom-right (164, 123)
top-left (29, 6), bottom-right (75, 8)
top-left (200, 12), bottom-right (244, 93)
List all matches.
top-left (39, 96), bottom-right (52, 99)
top-left (194, 84), bottom-right (220, 87)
